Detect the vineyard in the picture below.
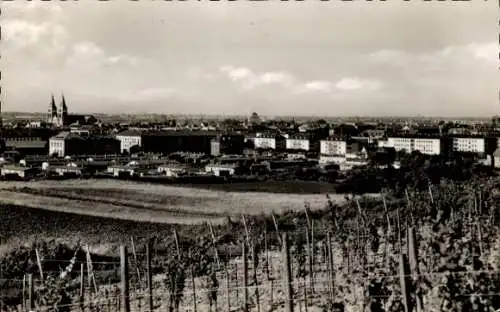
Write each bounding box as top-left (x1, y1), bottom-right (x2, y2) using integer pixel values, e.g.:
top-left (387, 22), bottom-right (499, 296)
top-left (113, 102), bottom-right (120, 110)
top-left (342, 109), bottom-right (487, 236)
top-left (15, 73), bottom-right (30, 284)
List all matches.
top-left (1, 177), bottom-right (500, 311)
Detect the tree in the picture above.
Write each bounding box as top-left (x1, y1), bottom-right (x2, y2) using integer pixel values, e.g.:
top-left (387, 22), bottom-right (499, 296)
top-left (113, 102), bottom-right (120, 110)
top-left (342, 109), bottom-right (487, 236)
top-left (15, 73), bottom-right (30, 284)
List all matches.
top-left (129, 145), bottom-right (142, 155)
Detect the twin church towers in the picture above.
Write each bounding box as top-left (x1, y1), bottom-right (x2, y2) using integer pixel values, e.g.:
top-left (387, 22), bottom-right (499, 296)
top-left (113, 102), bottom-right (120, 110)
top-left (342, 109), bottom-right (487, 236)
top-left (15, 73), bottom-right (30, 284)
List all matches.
top-left (48, 94), bottom-right (68, 127)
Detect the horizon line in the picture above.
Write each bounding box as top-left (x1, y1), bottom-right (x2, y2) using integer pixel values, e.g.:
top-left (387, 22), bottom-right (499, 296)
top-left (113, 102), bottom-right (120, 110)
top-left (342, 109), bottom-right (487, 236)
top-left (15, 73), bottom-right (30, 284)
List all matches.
top-left (0, 111), bottom-right (496, 120)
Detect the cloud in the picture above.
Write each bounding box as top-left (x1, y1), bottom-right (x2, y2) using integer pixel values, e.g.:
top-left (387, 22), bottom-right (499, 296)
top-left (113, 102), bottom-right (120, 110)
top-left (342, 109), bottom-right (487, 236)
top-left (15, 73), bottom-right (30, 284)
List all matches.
top-left (297, 80), bottom-right (333, 94)
top-left (335, 78), bottom-right (381, 91)
top-left (466, 42), bottom-right (497, 63)
top-left (106, 54), bottom-right (139, 67)
top-left (219, 65), bottom-right (295, 90)
top-left (66, 41), bottom-right (141, 68)
top-left (220, 66), bottom-right (253, 81)
top-left (3, 19), bottom-right (68, 52)
top-left (370, 41), bottom-right (497, 70)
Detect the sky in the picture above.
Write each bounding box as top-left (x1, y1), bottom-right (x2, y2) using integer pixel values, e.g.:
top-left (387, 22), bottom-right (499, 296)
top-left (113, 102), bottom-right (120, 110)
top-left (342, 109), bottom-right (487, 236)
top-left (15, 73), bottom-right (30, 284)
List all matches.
top-left (1, 1), bottom-right (498, 117)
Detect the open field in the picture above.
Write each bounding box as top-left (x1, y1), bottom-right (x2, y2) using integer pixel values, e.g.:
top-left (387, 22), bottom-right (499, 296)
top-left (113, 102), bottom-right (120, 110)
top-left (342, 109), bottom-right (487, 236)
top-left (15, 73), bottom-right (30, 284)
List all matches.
top-left (0, 179), bottom-right (360, 225)
top-left (173, 180), bottom-right (340, 194)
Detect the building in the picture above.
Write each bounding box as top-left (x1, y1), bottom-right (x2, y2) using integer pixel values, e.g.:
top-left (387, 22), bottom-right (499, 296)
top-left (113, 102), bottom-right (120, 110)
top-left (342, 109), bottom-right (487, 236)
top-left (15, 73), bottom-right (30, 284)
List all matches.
top-left (3, 138), bottom-right (48, 156)
top-left (378, 136), bottom-right (443, 155)
top-left (49, 132), bottom-right (120, 157)
top-left (253, 133), bottom-right (286, 151)
top-left (286, 152), bottom-right (307, 160)
top-left (451, 137), bottom-right (497, 156)
top-left (319, 155), bottom-right (345, 165)
top-left (412, 138), bottom-right (442, 155)
top-left (320, 138), bottom-right (347, 156)
top-left (106, 164), bottom-right (149, 178)
top-left (338, 158), bottom-right (369, 171)
top-left (320, 137), bottom-right (361, 157)
top-left (142, 131), bottom-right (219, 154)
top-left (1, 165), bottom-right (38, 180)
top-left (47, 95), bottom-right (98, 127)
top-left (46, 163), bottom-right (83, 177)
top-left (116, 130), bottom-right (143, 153)
top-left (157, 163), bottom-right (197, 177)
top-left (452, 137), bottom-right (486, 154)
top-left (49, 132), bottom-right (69, 156)
top-left (210, 134), bottom-right (245, 156)
top-left (285, 134), bottom-right (311, 152)
top-left (494, 148), bottom-right (500, 168)
top-left (205, 164), bottom-right (236, 177)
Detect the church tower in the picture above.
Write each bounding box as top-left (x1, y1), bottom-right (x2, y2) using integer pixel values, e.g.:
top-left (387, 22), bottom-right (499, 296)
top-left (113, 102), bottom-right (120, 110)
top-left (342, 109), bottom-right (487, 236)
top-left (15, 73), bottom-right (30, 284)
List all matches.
top-left (48, 94), bottom-right (58, 125)
top-left (59, 94), bottom-right (68, 126)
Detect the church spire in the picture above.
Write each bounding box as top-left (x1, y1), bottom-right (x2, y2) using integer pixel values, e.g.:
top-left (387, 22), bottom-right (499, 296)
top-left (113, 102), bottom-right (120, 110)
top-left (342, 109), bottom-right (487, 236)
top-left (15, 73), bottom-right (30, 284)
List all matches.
top-left (61, 94), bottom-right (68, 113)
top-left (50, 94), bottom-right (57, 117)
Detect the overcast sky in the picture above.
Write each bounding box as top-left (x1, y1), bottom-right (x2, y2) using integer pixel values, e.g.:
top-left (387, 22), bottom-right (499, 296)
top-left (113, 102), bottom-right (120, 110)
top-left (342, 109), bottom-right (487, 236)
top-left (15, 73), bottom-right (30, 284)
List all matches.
top-left (2, 1), bottom-right (498, 117)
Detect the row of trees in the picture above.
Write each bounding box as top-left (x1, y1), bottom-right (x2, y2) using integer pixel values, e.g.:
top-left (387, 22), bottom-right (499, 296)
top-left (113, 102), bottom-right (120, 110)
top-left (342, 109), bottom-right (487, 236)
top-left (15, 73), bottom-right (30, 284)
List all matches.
top-left (338, 150), bottom-right (495, 196)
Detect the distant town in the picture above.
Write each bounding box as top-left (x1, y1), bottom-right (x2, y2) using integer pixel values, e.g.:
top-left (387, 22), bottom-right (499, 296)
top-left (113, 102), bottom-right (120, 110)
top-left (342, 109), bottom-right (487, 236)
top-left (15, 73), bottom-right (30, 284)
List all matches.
top-left (1, 95), bottom-right (499, 187)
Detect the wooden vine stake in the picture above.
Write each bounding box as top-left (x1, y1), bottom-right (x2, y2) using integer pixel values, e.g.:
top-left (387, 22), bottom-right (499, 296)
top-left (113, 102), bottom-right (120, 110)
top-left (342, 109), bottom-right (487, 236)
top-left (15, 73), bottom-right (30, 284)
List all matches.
top-left (191, 263), bottom-right (197, 312)
top-left (271, 213), bottom-right (282, 247)
top-left (310, 220), bottom-right (316, 294)
top-left (282, 233), bottom-right (294, 312)
top-left (208, 221), bottom-right (221, 269)
top-left (381, 194), bottom-right (392, 234)
top-left (173, 228), bottom-right (182, 261)
top-left (305, 223), bottom-right (313, 296)
top-left (242, 241), bottom-right (249, 312)
top-left (22, 274), bottom-right (26, 311)
top-left (130, 236), bottom-right (142, 289)
top-left (120, 245), bottom-right (131, 312)
top-left (35, 249), bottom-right (44, 281)
top-left (80, 263), bottom-right (85, 312)
top-left (407, 227), bottom-right (423, 312)
top-left (85, 245), bottom-right (98, 293)
top-left (264, 227), bottom-right (270, 280)
top-left (27, 274), bottom-right (34, 312)
top-left (146, 240), bottom-right (153, 312)
top-left (327, 232), bottom-right (335, 302)
top-left (252, 245), bottom-right (261, 312)
top-left (224, 258), bottom-right (231, 312)
top-left (303, 203), bottom-right (314, 294)
top-left (399, 252), bottom-right (411, 312)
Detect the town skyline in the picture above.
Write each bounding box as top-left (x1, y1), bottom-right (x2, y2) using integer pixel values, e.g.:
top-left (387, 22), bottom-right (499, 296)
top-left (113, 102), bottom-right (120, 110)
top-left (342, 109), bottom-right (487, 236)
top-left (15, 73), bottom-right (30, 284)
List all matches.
top-left (2, 1), bottom-right (498, 117)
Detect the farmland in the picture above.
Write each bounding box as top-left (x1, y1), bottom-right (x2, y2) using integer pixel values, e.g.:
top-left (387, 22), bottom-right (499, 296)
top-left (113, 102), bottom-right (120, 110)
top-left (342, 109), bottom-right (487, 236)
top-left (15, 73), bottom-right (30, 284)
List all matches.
top-left (0, 179), bottom-right (356, 225)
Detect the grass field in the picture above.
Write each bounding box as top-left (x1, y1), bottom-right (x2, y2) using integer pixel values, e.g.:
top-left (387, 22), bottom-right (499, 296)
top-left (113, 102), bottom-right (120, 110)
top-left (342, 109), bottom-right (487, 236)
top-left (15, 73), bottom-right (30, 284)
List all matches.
top-left (0, 179), bottom-right (358, 224)
top-left (174, 180), bottom-right (339, 194)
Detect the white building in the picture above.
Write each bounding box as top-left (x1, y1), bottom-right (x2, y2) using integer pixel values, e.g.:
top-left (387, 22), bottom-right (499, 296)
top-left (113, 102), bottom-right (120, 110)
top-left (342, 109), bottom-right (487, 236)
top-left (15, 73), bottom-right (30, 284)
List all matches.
top-left (319, 155), bottom-right (345, 165)
top-left (48, 164), bottom-right (83, 177)
top-left (254, 137), bottom-right (276, 149)
top-left (285, 135), bottom-right (310, 151)
top-left (452, 137), bottom-right (485, 154)
top-left (378, 137), bottom-right (442, 155)
top-left (253, 133), bottom-right (284, 150)
top-left (116, 130), bottom-right (142, 153)
top-left (107, 164), bottom-right (148, 177)
top-left (494, 148), bottom-right (500, 168)
top-left (205, 164), bottom-right (236, 176)
top-left (157, 164), bottom-right (194, 177)
top-left (413, 138), bottom-right (442, 155)
top-left (1, 165), bottom-right (37, 179)
top-left (49, 132), bottom-right (70, 157)
top-left (320, 139), bottom-right (347, 156)
top-left (339, 158), bottom-right (369, 171)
